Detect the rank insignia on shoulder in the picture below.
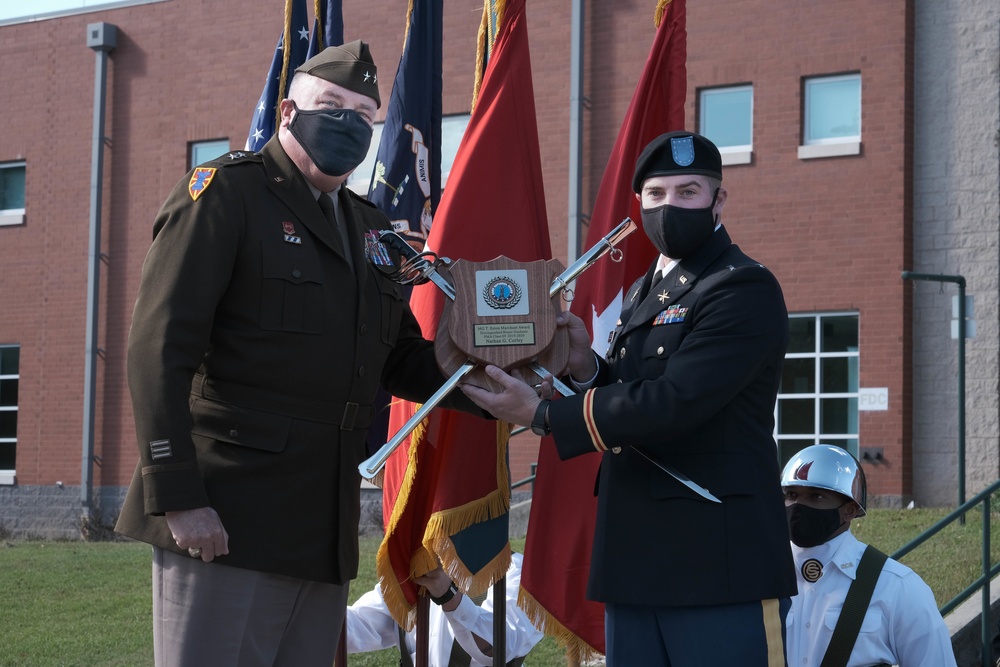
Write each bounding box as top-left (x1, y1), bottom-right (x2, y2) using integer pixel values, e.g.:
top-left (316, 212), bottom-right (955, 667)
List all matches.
top-left (188, 168), bottom-right (216, 201)
top-left (282, 221), bottom-right (301, 245)
top-left (364, 231), bottom-right (394, 267)
top-left (653, 305), bottom-right (688, 326)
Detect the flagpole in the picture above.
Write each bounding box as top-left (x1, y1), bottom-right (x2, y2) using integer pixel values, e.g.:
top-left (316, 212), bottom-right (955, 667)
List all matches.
top-left (567, 0), bottom-right (585, 264)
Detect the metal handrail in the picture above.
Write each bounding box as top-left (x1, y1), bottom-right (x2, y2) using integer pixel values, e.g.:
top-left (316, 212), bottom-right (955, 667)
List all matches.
top-left (890, 478), bottom-right (1000, 666)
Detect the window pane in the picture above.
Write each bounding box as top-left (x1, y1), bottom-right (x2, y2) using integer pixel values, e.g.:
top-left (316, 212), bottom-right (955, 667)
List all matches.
top-left (190, 139), bottom-right (231, 169)
top-left (0, 379), bottom-right (17, 406)
top-left (787, 317), bottom-right (815, 353)
top-left (700, 87), bottom-right (752, 149)
top-left (820, 357), bottom-right (858, 393)
top-left (780, 358), bottom-right (815, 394)
top-left (778, 398), bottom-right (814, 434)
top-left (346, 123), bottom-right (385, 196)
top-left (0, 442), bottom-right (14, 470)
top-left (805, 75), bottom-right (860, 143)
top-left (778, 439), bottom-right (815, 469)
top-left (820, 397), bottom-right (857, 433)
top-left (821, 316), bottom-right (859, 352)
top-left (0, 164), bottom-right (26, 210)
top-left (0, 347), bottom-right (18, 375)
top-left (0, 411), bottom-right (16, 439)
top-left (441, 114), bottom-right (471, 187)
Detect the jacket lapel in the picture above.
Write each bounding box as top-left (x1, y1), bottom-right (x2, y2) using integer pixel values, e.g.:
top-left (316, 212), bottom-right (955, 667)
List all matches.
top-left (259, 137), bottom-right (351, 263)
top-left (619, 227), bottom-right (733, 337)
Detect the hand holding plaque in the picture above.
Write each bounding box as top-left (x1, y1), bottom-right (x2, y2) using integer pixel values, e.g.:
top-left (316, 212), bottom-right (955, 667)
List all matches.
top-left (435, 257), bottom-right (568, 392)
top-left (359, 217), bottom-right (637, 479)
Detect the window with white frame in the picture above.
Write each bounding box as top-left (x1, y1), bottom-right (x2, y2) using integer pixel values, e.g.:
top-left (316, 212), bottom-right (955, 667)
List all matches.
top-left (699, 85), bottom-right (752, 166)
top-left (347, 113), bottom-right (471, 196)
top-left (799, 73), bottom-right (861, 159)
top-left (775, 313), bottom-right (859, 468)
top-left (0, 161), bottom-right (26, 227)
top-left (0, 345), bottom-right (19, 484)
top-left (189, 139), bottom-right (231, 169)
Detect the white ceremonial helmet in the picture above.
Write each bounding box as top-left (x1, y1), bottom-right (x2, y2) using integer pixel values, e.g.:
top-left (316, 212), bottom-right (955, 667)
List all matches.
top-left (780, 444), bottom-right (867, 517)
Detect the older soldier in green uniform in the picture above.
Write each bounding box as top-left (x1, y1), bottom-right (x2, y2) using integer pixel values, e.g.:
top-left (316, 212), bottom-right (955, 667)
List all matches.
top-left (116, 41), bottom-right (472, 666)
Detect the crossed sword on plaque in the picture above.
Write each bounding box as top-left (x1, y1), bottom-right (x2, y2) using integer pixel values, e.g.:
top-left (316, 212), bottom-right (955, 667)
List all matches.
top-left (358, 217), bottom-right (720, 504)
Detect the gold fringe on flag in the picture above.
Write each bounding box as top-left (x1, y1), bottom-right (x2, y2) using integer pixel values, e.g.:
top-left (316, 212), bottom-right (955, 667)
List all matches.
top-left (654, 0), bottom-right (673, 28)
top-left (375, 415), bottom-right (514, 630)
top-left (518, 585), bottom-right (604, 663)
top-left (313, 0), bottom-right (324, 49)
top-left (274, 0), bottom-right (296, 135)
top-left (471, 0), bottom-right (508, 111)
top-left (403, 0), bottom-right (415, 49)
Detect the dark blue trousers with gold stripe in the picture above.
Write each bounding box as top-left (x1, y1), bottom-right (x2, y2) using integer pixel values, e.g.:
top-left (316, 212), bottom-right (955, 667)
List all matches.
top-left (605, 597), bottom-right (790, 666)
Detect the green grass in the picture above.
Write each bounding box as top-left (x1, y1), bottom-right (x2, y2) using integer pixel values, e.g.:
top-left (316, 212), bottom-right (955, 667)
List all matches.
top-left (1, 508), bottom-right (995, 666)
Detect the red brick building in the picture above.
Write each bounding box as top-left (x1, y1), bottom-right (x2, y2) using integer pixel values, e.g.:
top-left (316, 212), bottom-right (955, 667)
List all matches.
top-left (0, 0), bottom-right (996, 537)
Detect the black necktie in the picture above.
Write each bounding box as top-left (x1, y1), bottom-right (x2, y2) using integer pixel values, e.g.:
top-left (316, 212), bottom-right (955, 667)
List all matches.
top-left (317, 192), bottom-right (353, 269)
top-left (653, 269), bottom-right (663, 285)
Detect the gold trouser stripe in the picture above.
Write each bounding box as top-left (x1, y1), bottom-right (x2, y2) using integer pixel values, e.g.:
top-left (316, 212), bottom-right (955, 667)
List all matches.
top-left (761, 597), bottom-right (785, 667)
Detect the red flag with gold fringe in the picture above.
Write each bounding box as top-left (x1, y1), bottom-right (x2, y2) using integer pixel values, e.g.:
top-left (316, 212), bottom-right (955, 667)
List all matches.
top-left (377, 0), bottom-right (551, 629)
top-left (518, 0), bottom-right (688, 659)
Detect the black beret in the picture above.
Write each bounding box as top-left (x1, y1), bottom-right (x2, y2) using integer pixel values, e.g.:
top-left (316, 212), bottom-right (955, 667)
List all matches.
top-left (294, 40), bottom-right (381, 108)
top-left (632, 131), bottom-right (722, 192)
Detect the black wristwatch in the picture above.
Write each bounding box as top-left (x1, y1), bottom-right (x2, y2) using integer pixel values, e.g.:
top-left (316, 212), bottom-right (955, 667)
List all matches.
top-left (430, 582), bottom-right (459, 605)
top-left (531, 399), bottom-right (551, 436)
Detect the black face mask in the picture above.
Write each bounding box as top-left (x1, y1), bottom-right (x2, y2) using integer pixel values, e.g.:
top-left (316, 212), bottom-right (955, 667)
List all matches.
top-left (785, 503), bottom-right (845, 548)
top-left (640, 188), bottom-right (719, 259)
top-left (288, 103), bottom-right (373, 177)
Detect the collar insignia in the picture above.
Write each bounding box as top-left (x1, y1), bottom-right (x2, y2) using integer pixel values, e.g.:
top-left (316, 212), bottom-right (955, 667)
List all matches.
top-left (801, 558), bottom-right (823, 583)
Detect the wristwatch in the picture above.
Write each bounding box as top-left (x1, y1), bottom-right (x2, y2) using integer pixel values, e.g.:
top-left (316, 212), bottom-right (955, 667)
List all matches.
top-left (430, 582), bottom-right (459, 605)
top-left (531, 399), bottom-right (551, 436)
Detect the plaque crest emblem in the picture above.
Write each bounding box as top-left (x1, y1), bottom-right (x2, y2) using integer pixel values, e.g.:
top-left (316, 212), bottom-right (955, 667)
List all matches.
top-left (483, 276), bottom-right (522, 310)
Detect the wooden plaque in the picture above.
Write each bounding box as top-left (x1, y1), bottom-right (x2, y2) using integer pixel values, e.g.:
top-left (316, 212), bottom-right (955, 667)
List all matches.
top-left (434, 257), bottom-right (569, 390)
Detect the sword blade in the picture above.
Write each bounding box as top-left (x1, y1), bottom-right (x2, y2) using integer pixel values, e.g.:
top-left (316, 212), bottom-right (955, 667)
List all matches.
top-left (358, 362), bottom-right (477, 479)
top-left (631, 446), bottom-right (721, 503)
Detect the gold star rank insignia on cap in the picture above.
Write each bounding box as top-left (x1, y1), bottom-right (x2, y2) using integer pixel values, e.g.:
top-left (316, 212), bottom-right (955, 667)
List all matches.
top-left (188, 168), bottom-right (216, 201)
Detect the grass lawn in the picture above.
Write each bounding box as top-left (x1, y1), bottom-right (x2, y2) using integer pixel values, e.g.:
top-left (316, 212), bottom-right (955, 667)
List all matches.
top-left (1, 508), bottom-right (996, 666)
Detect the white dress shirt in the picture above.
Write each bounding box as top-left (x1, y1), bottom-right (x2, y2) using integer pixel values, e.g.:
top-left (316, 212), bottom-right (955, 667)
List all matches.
top-left (786, 531), bottom-right (957, 667)
top-left (345, 553), bottom-right (543, 666)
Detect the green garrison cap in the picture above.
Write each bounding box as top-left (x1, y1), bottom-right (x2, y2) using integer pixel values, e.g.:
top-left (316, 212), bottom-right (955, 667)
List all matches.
top-left (632, 131), bottom-right (723, 192)
top-left (295, 39), bottom-right (381, 108)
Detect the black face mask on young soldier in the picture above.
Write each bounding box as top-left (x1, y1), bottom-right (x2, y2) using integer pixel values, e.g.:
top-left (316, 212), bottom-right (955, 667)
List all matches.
top-left (640, 188), bottom-right (719, 259)
top-left (288, 103), bottom-right (373, 177)
top-left (785, 503), bottom-right (846, 548)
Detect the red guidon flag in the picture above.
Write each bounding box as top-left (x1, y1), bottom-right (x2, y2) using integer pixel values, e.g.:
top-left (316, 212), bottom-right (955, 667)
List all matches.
top-left (518, 0), bottom-right (688, 659)
top-left (377, 0), bottom-right (552, 629)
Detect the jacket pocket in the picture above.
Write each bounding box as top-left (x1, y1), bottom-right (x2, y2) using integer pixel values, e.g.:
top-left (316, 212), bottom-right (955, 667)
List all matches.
top-left (649, 451), bottom-right (757, 500)
top-left (190, 397), bottom-right (291, 453)
top-left (260, 239), bottom-right (324, 333)
top-left (374, 273), bottom-right (404, 344)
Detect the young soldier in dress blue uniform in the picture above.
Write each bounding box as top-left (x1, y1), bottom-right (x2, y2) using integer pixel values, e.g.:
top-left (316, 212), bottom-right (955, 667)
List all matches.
top-left (462, 131), bottom-right (796, 665)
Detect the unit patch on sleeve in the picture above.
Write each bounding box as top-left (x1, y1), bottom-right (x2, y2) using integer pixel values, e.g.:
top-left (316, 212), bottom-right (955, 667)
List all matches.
top-left (188, 168), bottom-right (217, 201)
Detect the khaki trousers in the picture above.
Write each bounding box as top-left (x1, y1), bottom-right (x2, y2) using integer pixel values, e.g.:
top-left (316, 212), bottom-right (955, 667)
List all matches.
top-left (152, 547), bottom-right (348, 666)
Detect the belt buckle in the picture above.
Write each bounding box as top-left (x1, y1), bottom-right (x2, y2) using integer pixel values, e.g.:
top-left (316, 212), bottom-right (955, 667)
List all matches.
top-left (341, 402), bottom-right (359, 431)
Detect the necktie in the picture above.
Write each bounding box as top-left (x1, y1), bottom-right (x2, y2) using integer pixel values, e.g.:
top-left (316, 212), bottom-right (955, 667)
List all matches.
top-left (653, 269), bottom-right (664, 285)
top-left (317, 192), bottom-right (353, 269)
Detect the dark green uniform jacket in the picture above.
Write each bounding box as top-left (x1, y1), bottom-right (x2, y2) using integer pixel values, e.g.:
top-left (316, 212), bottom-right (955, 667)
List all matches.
top-left (116, 137), bottom-right (456, 584)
